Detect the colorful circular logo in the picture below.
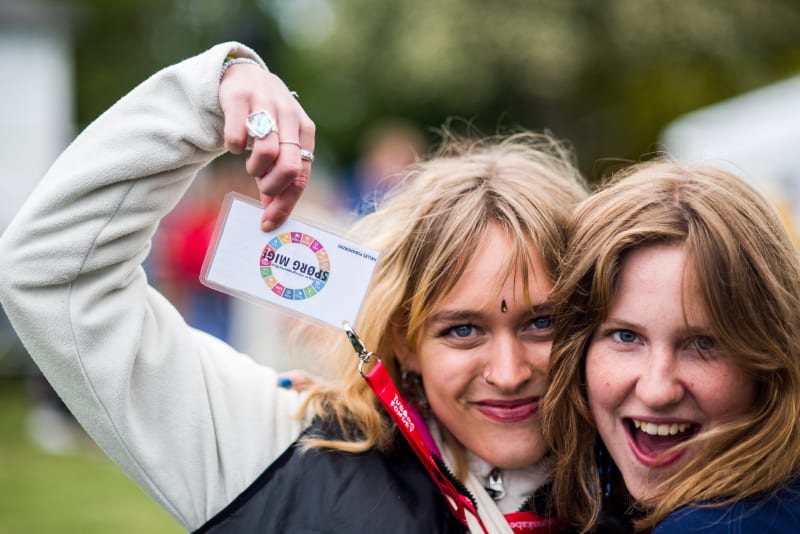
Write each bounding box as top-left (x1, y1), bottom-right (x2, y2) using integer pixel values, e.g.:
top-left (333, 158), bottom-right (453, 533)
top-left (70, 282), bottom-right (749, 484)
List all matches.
top-left (259, 231), bottom-right (330, 300)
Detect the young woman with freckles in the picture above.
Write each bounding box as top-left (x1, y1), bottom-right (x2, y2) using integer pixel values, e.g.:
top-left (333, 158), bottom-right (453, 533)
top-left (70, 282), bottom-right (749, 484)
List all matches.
top-left (542, 161), bottom-right (800, 533)
top-left (0, 39), bottom-right (589, 531)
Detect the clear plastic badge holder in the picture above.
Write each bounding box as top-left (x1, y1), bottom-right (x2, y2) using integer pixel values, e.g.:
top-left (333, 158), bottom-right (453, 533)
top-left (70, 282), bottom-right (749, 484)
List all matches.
top-left (200, 193), bottom-right (379, 329)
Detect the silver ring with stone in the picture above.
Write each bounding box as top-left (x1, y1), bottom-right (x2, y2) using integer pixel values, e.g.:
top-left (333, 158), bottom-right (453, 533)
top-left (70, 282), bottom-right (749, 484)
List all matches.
top-left (246, 110), bottom-right (278, 139)
top-left (300, 149), bottom-right (314, 163)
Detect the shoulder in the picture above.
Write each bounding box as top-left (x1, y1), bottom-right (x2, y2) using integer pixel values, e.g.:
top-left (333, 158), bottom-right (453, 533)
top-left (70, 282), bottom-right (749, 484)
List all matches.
top-left (198, 419), bottom-right (467, 533)
top-left (654, 481), bottom-right (800, 534)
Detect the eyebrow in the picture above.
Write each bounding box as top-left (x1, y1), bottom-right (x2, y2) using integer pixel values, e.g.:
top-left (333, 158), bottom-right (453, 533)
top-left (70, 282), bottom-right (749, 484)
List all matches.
top-left (599, 317), bottom-right (642, 331)
top-left (427, 310), bottom-right (484, 324)
top-left (531, 302), bottom-right (556, 315)
top-left (428, 301), bottom-right (555, 324)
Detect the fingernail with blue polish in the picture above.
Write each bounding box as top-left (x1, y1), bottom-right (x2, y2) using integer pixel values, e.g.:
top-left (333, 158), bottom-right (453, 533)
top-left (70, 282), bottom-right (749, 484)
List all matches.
top-left (278, 377), bottom-right (292, 389)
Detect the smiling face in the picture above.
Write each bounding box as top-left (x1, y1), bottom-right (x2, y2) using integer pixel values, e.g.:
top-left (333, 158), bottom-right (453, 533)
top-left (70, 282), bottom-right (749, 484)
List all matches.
top-left (586, 243), bottom-right (756, 500)
top-left (396, 224), bottom-right (553, 469)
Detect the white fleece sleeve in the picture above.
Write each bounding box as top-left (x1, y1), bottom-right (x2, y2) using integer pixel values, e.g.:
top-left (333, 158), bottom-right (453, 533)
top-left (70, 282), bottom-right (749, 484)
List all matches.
top-left (0, 42), bottom-right (307, 530)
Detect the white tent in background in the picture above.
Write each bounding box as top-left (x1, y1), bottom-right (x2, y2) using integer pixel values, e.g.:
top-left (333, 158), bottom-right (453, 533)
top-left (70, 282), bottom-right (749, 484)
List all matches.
top-left (659, 73), bottom-right (800, 241)
top-left (0, 0), bottom-right (80, 372)
top-left (0, 0), bottom-right (80, 229)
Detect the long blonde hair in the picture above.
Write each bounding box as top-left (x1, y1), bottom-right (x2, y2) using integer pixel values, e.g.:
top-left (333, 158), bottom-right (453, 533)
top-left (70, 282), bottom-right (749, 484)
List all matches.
top-left (542, 160), bottom-right (800, 531)
top-left (301, 131), bottom-right (587, 475)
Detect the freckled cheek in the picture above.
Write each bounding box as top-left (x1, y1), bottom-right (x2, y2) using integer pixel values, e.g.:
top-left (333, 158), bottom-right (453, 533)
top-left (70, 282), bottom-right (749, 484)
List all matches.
top-left (696, 363), bottom-right (757, 420)
top-left (584, 368), bottom-right (607, 411)
top-left (584, 350), bottom-right (606, 389)
top-left (586, 352), bottom-right (628, 409)
top-left (707, 381), bottom-right (757, 420)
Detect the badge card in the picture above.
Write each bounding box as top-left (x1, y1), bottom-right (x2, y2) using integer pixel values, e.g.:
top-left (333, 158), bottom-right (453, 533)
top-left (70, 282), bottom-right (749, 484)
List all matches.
top-left (201, 193), bottom-right (379, 328)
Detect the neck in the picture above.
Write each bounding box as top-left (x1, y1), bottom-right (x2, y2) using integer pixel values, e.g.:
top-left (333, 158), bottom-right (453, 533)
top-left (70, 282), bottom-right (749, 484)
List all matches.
top-left (467, 452), bottom-right (554, 514)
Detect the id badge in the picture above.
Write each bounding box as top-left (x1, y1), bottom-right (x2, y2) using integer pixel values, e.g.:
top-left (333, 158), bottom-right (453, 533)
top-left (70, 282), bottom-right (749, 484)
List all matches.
top-left (200, 193), bottom-right (379, 328)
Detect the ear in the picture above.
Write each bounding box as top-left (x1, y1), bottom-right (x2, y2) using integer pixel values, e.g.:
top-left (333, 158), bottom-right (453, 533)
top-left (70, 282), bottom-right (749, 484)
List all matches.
top-left (390, 324), bottom-right (421, 373)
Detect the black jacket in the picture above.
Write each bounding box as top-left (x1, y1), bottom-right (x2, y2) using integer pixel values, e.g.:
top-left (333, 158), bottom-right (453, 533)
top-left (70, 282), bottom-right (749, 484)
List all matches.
top-left (195, 418), bottom-right (468, 533)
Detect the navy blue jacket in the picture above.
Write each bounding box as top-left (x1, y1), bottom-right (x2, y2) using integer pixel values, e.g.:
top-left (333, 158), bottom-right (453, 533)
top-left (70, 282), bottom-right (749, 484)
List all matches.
top-left (653, 480), bottom-right (800, 533)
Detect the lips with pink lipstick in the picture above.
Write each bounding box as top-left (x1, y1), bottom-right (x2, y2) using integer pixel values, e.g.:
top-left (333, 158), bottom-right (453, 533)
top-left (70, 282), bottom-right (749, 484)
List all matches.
top-left (625, 417), bottom-right (698, 466)
top-left (474, 397), bottom-right (539, 423)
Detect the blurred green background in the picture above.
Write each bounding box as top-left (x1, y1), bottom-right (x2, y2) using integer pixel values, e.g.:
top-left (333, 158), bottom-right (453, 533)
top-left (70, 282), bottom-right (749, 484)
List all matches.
top-left (67, 0), bottom-right (800, 176)
top-left (2, 0), bottom-right (800, 532)
top-left (0, 378), bottom-right (182, 533)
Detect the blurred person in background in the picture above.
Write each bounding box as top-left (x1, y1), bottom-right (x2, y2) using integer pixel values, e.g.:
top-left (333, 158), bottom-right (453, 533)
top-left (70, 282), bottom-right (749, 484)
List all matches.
top-left (0, 40), bottom-right (589, 533)
top-left (342, 118), bottom-right (427, 216)
top-left (150, 156), bottom-right (255, 343)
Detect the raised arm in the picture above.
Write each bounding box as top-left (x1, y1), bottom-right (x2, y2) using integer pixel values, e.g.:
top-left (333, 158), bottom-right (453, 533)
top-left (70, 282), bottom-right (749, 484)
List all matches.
top-left (0, 42), bottom-right (312, 530)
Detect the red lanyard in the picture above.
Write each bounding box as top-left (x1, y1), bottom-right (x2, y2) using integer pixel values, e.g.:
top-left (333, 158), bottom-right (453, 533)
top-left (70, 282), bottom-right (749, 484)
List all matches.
top-left (344, 323), bottom-right (562, 534)
top-left (345, 323), bottom-right (487, 532)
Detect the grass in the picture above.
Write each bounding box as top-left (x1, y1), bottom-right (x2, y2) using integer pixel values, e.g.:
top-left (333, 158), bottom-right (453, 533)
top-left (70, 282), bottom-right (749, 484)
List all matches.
top-left (0, 376), bottom-right (183, 534)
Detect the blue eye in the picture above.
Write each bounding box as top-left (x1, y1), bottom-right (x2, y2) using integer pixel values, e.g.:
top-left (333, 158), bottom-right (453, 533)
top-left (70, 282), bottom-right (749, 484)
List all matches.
top-left (531, 316), bottom-right (553, 330)
top-left (434, 321), bottom-right (485, 344)
top-left (449, 324), bottom-right (474, 338)
top-left (693, 336), bottom-right (715, 351)
top-left (612, 330), bottom-right (638, 343)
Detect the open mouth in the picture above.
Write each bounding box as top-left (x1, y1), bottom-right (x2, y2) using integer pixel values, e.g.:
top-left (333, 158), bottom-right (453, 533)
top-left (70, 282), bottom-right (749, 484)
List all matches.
top-left (625, 418), bottom-right (698, 464)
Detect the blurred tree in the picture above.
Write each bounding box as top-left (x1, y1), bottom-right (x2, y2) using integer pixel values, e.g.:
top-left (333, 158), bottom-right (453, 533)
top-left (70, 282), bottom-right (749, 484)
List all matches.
top-left (72, 0), bottom-right (281, 122)
top-left (70, 0), bottom-right (800, 180)
top-left (296, 0), bottom-right (800, 177)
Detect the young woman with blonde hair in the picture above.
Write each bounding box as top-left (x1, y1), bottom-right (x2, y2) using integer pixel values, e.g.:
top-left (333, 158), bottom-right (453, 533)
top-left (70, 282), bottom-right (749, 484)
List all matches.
top-left (0, 41), bottom-right (587, 532)
top-left (542, 161), bottom-right (800, 532)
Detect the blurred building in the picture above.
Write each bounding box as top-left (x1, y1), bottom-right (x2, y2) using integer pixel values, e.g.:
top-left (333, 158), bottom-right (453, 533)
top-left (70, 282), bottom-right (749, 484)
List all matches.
top-left (0, 0), bottom-right (79, 228)
top-left (660, 74), bottom-right (800, 244)
top-left (0, 0), bottom-right (79, 373)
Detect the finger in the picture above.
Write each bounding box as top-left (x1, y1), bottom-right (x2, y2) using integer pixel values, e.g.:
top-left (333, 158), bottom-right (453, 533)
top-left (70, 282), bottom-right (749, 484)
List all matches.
top-left (273, 95), bottom-right (315, 171)
top-left (259, 171), bottom-right (308, 231)
top-left (243, 106), bottom-right (282, 178)
top-left (297, 111), bottom-right (316, 172)
top-left (253, 142), bottom-right (302, 199)
top-left (253, 100), bottom-right (308, 230)
top-left (246, 130), bottom-right (280, 178)
top-left (222, 98), bottom-right (251, 154)
top-left (220, 62), bottom-right (271, 153)
top-left (277, 370), bottom-right (319, 391)
top-left (297, 106), bottom-right (316, 152)
top-left (277, 376), bottom-right (293, 389)
top-left (274, 99), bottom-right (303, 164)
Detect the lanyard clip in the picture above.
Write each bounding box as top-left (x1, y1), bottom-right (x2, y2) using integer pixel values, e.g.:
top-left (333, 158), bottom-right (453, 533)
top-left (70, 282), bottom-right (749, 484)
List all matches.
top-left (343, 321), bottom-right (368, 355)
top-left (342, 321), bottom-right (378, 376)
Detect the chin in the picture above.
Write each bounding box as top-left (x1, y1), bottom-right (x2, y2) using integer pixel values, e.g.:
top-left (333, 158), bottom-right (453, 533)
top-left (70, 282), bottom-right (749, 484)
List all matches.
top-left (623, 470), bottom-right (676, 502)
top-left (482, 445), bottom-right (548, 469)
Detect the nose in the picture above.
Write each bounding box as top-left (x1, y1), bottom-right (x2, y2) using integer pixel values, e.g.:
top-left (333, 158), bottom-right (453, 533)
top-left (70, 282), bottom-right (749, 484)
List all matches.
top-left (484, 334), bottom-right (541, 392)
top-left (634, 344), bottom-right (685, 409)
